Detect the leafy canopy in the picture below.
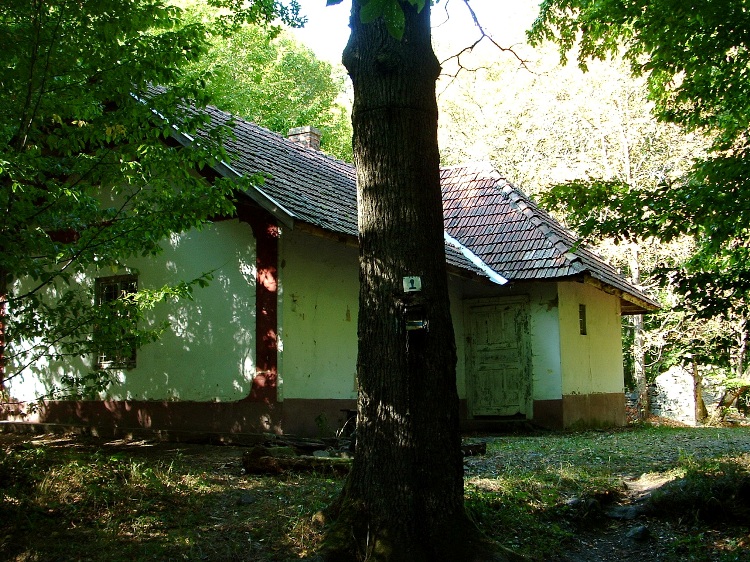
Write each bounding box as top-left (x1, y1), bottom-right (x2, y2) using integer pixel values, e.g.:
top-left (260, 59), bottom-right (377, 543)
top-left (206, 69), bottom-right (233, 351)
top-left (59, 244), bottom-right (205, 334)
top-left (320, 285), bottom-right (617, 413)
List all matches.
top-left (530, 0), bottom-right (750, 321)
top-left (181, 8), bottom-right (353, 161)
top-left (0, 0), bottom-right (299, 396)
top-left (327, 0), bottom-right (427, 39)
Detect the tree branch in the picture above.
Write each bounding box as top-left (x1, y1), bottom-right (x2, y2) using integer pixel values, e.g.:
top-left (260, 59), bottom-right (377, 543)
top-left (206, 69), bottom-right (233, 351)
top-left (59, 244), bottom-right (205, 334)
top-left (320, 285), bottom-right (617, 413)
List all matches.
top-left (438, 0), bottom-right (531, 80)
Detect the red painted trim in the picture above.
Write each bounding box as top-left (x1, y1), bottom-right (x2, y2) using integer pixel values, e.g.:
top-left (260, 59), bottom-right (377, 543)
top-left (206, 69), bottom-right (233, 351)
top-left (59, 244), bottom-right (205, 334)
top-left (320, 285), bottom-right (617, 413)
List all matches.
top-left (237, 203), bottom-right (279, 403)
top-left (0, 291), bottom-right (5, 390)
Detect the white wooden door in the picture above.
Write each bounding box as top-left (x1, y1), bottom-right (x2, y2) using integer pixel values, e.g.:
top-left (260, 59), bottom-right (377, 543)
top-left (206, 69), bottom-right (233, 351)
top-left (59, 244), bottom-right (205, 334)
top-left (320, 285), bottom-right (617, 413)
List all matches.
top-left (467, 298), bottom-right (531, 417)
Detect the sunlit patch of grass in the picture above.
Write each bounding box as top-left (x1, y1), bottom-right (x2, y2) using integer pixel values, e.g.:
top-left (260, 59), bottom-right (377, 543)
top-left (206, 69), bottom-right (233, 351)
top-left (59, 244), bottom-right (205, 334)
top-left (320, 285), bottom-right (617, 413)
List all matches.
top-left (670, 530), bottom-right (750, 562)
top-left (32, 452), bottom-right (209, 536)
top-left (1, 438), bottom-right (349, 561)
top-left (465, 473), bottom-right (574, 558)
top-left (464, 451), bottom-right (625, 557)
top-left (231, 473), bottom-right (342, 557)
top-left (467, 427), bottom-right (750, 559)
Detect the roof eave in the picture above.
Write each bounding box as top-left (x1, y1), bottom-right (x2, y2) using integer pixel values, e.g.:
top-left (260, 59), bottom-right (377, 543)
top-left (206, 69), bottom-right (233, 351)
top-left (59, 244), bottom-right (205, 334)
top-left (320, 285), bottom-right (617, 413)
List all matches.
top-left (132, 91), bottom-right (297, 228)
top-left (582, 274), bottom-right (660, 315)
top-left (169, 127), bottom-right (297, 229)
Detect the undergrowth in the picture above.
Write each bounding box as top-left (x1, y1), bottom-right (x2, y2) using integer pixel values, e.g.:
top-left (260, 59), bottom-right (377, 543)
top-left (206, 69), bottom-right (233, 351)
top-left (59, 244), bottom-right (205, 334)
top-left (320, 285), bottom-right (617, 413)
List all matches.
top-left (1, 426), bottom-right (749, 561)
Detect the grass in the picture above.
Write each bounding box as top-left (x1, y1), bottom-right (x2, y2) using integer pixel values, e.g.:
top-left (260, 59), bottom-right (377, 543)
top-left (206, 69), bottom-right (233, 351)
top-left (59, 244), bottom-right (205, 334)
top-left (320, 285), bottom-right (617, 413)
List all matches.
top-left (1, 425), bottom-right (749, 561)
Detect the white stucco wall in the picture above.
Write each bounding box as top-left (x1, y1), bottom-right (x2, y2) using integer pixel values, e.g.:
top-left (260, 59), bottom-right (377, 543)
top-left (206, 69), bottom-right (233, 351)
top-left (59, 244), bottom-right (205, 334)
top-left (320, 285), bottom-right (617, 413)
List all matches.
top-left (278, 230), bottom-right (359, 400)
top-left (449, 278), bottom-right (467, 399)
top-left (9, 216), bottom-right (625, 412)
top-left (558, 281), bottom-right (624, 395)
top-left (278, 232), bottom-right (469, 402)
top-left (117, 219), bottom-right (257, 401)
top-left (526, 284), bottom-right (563, 401)
top-left (8, 219), bottom-right (258, 403)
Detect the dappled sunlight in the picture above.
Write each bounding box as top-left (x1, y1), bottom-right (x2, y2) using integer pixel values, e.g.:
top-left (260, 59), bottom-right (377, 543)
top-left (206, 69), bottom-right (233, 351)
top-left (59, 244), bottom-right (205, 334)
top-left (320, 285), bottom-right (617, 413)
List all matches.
top-left (102, 220), bottom-right (260, 403)
top-left (168, 305), bottom-right (202, 344)
top-left (8, 274), bottom-right (99, 402)
top-left (238, 259), bottom-right (256, 284)
top-left (0, 436), bottom-right (340, 560)
top-left (239, 354), bottom-right (255, 385)
top-left (258, 267), bottom-right (277, 292)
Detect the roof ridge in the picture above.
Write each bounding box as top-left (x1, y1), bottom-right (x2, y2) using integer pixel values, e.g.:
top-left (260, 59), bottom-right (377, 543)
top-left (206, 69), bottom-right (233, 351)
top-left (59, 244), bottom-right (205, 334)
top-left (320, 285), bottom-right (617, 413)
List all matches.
top-left (500, 183), bottom-right (586, 272)
top-left (440, 161), bottom-right (496, 171)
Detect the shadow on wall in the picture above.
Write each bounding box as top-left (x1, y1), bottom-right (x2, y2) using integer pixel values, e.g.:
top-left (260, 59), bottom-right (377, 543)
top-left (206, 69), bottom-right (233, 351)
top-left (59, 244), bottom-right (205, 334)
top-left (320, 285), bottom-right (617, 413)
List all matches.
top-left (19, 220), bottom-right (263, 407)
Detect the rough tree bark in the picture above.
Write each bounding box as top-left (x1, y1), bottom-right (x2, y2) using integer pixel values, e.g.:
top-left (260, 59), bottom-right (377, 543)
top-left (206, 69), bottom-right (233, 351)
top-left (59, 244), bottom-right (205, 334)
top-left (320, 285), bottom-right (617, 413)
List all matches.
top-left (319, 2), bottom-right (514, 561)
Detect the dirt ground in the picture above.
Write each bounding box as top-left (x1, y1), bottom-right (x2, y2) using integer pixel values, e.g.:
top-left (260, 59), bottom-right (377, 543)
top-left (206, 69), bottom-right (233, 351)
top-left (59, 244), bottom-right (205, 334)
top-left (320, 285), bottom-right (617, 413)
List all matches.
top-left (2, 425), bottom-right (749, 561)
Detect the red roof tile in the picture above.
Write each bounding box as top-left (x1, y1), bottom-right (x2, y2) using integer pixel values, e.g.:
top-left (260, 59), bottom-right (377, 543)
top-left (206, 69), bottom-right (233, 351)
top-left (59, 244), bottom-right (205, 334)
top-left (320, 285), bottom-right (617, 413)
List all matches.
top-left (185, 106), bottom-right (657, 313)
top-left (440, 162), bottom-right (659, 312)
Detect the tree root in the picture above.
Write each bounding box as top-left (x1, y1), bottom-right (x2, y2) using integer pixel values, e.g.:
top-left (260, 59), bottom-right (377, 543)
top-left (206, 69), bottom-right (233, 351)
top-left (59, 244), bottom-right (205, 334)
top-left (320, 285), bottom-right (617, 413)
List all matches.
top-left (314, 497), bottom-right (528, 562)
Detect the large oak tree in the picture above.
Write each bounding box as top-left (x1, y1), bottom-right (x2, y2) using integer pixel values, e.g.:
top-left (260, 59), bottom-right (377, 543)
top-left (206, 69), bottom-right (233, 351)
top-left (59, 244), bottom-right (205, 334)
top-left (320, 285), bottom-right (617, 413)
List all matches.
top-left (319, 1), bottom-right (514, 560)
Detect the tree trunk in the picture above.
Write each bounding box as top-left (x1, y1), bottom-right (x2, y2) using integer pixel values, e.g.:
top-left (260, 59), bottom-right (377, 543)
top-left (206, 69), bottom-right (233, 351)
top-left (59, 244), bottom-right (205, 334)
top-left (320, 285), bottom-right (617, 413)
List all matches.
top-left (628, 244), bottom-right (648, 418)
top-left (321, 2), bottom-right (513, 561)
top-left (692, 359), bottom-right (708, 423)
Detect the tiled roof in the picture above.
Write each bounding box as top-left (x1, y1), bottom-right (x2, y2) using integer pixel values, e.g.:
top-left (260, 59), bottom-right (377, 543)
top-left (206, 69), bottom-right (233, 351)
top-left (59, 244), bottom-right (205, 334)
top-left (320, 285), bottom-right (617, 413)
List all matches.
top-left (441, 162), bottom-right (659, 313)
top-left (186, 105), bottom-right (657, 313)
top-left (201, 106), bottom-right (358, 236)
top-left (192, 106), bottom-right (487, 278)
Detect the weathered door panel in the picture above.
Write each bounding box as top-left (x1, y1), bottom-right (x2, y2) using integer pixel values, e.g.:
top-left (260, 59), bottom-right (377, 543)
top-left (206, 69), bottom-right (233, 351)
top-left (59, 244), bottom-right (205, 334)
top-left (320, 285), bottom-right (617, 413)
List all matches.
top-left (467, 298), bottom-right (531, 417)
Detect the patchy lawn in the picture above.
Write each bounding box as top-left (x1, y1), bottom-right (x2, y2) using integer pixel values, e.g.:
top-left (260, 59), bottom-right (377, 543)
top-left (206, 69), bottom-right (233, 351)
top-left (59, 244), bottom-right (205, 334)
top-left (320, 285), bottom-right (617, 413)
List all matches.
top-left (1, 424), bottom-right (749, 561)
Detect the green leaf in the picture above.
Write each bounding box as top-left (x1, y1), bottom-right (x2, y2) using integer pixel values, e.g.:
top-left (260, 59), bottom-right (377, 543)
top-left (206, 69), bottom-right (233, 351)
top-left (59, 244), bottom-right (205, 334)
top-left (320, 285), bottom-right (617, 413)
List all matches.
top-left (360, 0), bottom-right (387, 24)
top-left (359, 0), bottom-right (407, 39)
top-left (383, 1), bottom-right (406, 39)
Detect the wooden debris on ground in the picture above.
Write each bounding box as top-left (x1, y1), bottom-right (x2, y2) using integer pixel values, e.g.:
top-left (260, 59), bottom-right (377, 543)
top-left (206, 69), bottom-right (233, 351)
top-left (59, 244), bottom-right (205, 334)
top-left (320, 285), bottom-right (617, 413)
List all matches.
top-left (242, 445), bottom-right (351, 475)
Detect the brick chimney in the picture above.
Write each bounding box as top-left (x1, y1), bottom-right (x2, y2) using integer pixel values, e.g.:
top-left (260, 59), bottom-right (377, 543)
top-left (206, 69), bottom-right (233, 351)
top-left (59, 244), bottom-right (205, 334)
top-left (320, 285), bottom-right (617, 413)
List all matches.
top-left (287, 126), bottom-right (321, 151)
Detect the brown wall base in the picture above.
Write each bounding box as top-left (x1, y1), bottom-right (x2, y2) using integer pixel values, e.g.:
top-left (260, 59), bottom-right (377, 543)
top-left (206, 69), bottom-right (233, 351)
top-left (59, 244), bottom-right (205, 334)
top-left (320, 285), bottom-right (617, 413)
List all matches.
top-left (18, 394), bottom-right (624, 439)
top-left (40, 400), bottom-right (283, 435)
top-left (561, 392), bottom-right (626, 428)
top-left (533, 399), bottom-right (565, 430)
top-left (463, 394), bottom-right (626, 432)
top-left (34, 398), bottom-right (358, 439)
top-left (277, 399), bottom-right (357, 437)
top-left (534, 394), bottom-right (626, 429)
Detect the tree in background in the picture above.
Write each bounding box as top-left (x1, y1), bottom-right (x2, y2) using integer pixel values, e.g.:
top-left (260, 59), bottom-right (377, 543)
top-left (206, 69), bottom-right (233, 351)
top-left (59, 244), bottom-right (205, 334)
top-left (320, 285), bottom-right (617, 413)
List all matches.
top-left (528, 0), bottom-right (750, 413)
top-left (181, 2), bottom-right (353, 161)
top-left (0, 0), bottom-right (298, 401)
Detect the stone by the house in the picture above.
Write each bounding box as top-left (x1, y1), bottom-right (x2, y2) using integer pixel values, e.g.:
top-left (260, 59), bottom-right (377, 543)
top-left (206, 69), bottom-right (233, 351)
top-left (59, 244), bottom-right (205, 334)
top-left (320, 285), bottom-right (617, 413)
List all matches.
top-left (648, 366), bottom-right (733, 425)
top-left (649, 366), bottom-right (697, 425)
